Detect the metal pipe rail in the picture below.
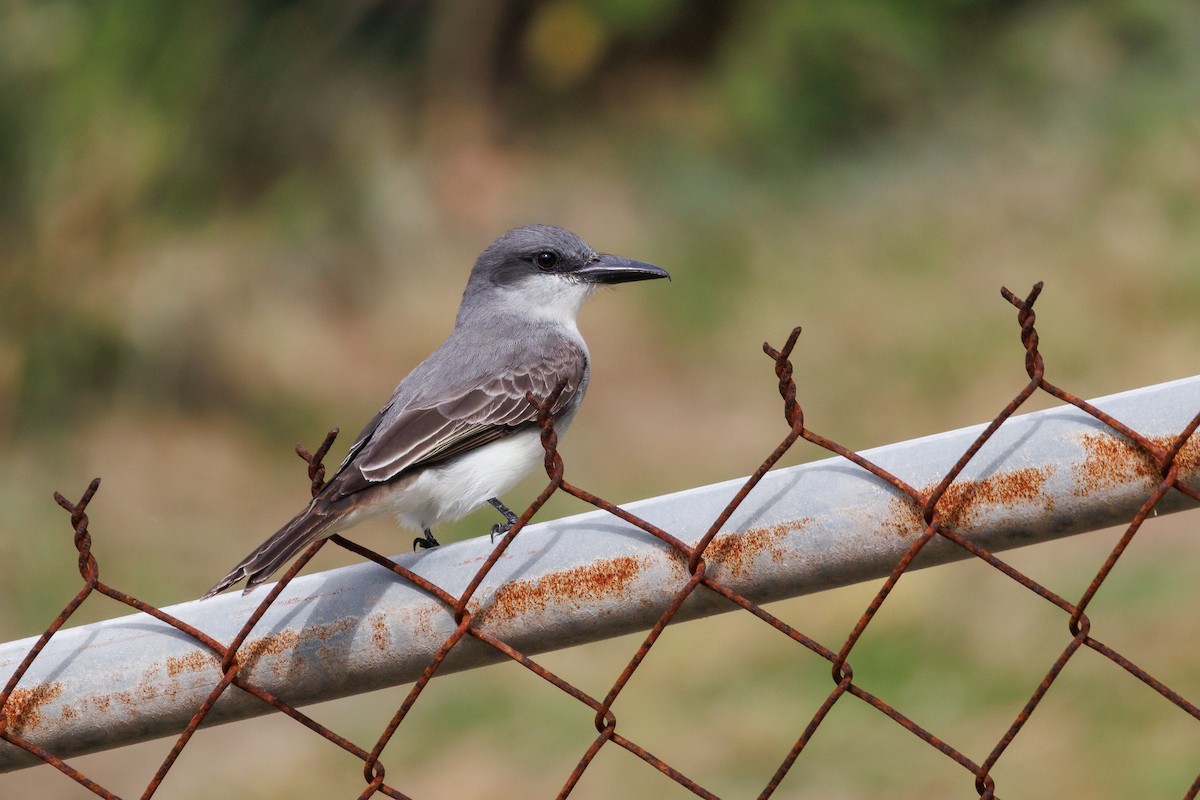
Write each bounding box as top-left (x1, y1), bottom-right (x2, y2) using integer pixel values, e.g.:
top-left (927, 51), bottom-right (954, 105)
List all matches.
top-left (2, 375), bottom-right (1197, 772)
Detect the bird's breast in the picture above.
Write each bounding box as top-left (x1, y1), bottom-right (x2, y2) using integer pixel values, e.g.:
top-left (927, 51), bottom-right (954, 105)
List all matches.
top-left (385, 426), bottom-right (551, 530)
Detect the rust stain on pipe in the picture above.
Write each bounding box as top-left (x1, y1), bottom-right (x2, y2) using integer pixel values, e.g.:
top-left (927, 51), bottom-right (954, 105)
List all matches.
top-left (368, 612), bottom-right (392, 652)
top-left (880, 465), bottom-right (1054, 538)
top-left (707, 518), bottom-right (813, 579)
top-left (1074, 432), bottom-right (1199, 496)
top-left (1160, 432), bottom-right (1200, 474)
top-left (166, 651), bottom-right (217, 678)
top-left (2, 682), bottom-right (63, 737)
top-left (485, 555), bottom-right (649, 622)
top-left (239, 618), bottom-right (357, 677)
top-left (936, 466), bottom-right (1054, 527)
top-left (1074, 433), bottom-right (1159, 495)
top-left (881, 496), bottom-right (926, 539)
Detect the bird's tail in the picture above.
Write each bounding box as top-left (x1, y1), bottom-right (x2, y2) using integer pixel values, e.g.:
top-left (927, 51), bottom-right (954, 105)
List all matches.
top-left (202, 504), bottom-right (347, 599)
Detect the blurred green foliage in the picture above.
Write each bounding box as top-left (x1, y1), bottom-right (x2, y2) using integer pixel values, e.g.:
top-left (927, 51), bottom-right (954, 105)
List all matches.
top-left (3, 0), bottom-right (1199, 434)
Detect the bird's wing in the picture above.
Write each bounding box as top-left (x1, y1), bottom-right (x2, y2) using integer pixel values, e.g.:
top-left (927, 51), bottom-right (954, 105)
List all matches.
top-left (327, 338), bottom-right (586, 498)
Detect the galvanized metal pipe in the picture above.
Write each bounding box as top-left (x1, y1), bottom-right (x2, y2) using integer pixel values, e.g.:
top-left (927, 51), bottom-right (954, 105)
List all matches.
top-left (2, 376), bottom-right (1197, 772)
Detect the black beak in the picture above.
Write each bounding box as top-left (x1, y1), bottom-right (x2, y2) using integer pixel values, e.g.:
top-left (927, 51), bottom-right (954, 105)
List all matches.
top-left (576, 254), bottom-right (671, 285)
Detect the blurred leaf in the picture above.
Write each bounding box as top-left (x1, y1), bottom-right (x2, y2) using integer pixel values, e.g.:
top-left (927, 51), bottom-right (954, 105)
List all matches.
top-left (13, 312), bottom-right (128, 434)
top-left (584, 0), bottom-right (686, 37)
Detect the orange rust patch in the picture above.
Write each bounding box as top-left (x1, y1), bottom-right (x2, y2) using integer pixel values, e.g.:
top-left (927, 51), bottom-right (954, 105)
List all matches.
top-left (883, 495), bottom-right (927, 538)
top-left (1151, 433), bottom-right (1200, 477)
top-left (409, 602), bottom-right (439, 642)
top-left (706, 518), bottom-right (812, 579)
top-left (244, 628), bottom-right (300, 662)
top-left (239, 618), bottom-right (356, 674)
top-left (880, 468), bottom-right (1054, 538)
top-left (166, 650), bottom-right (217, 678)
top-left (487, 555), bottom-right (646, 622)
top-left (1075, 433), bottom-right (1158, 497)
top-left (3, 682), bottom-right (63, 736)
top-left (933, 466), bottom-right (1053, 527)
top-left (368, 612), bottom-right (392, 652)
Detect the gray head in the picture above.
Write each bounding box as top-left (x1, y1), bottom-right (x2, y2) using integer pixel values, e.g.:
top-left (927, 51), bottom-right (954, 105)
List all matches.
top-left (459, 225), bottom-right (669, 325)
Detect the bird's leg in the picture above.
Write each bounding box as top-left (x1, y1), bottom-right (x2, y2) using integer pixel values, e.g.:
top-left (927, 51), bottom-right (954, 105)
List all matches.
top-left (488, 497), bottom-right (520, 542)
top-left (413, 528), bottom-right (440, 550)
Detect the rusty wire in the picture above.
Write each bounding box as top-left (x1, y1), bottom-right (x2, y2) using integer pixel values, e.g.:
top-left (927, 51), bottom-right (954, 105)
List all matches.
top-left (1, 281), bottom-right (1198, 798)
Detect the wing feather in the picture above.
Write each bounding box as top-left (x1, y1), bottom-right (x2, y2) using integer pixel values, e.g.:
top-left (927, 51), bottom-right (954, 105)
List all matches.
top-left (324, 336), bottom-right (585, 500)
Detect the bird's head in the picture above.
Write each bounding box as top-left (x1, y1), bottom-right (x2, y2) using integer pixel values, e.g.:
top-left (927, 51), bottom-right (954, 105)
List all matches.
top-left (462, 225), bottom-right (669, 325)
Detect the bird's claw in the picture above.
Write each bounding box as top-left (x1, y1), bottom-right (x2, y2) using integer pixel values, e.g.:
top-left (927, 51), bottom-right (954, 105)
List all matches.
top-left (490, 521), bottom-right (513, 543)
top-left (413, 530), bottom-right (440, 550)
top-left (487, 498), bottom-right (519, 543)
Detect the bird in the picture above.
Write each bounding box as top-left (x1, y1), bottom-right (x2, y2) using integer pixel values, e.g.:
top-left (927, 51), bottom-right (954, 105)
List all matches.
top-left (203, 225), bottom-right (669, 598)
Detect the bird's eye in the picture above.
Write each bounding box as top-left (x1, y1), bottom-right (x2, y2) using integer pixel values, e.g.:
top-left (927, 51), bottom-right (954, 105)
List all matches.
top-left (533, 251), bottom-right (558, 270)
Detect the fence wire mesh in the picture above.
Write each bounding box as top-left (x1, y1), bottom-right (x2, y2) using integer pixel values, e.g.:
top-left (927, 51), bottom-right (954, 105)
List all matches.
top-left (2, 281), bottom-right (1198, 799)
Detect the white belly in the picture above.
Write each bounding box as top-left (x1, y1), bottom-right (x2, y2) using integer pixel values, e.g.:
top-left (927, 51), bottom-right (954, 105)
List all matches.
top-left (382, 427), bottom-right (548, 531)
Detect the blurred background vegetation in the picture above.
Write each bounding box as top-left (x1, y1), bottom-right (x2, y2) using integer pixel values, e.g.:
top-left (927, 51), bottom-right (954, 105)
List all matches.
top-left (2, 0), bottom-right (1198, 797)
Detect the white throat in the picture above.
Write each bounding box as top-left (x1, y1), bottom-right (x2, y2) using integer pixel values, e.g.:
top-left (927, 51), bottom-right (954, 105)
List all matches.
top-left (491, 274), bottom-right (594, 330)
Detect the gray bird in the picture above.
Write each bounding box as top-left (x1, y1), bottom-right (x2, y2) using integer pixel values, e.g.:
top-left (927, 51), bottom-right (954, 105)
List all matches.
top-left (203, 225), bottom-right (668, 598)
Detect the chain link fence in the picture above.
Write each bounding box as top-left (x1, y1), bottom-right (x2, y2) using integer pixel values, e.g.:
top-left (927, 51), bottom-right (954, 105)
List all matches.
top-left (2, 282), bottom-right (1198, 798)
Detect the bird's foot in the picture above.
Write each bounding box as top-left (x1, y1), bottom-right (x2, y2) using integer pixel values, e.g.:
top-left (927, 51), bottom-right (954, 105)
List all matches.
top-left (487, 497), bottom-right (521, 543)
top-left (490, 521), bottom-right (513, 543)
top-left (413, 529), bottom-right (440, 550)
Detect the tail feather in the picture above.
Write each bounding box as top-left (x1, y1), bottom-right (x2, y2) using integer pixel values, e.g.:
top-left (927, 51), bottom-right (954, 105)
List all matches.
top-left (202, 506), bottom-right (347, 599)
